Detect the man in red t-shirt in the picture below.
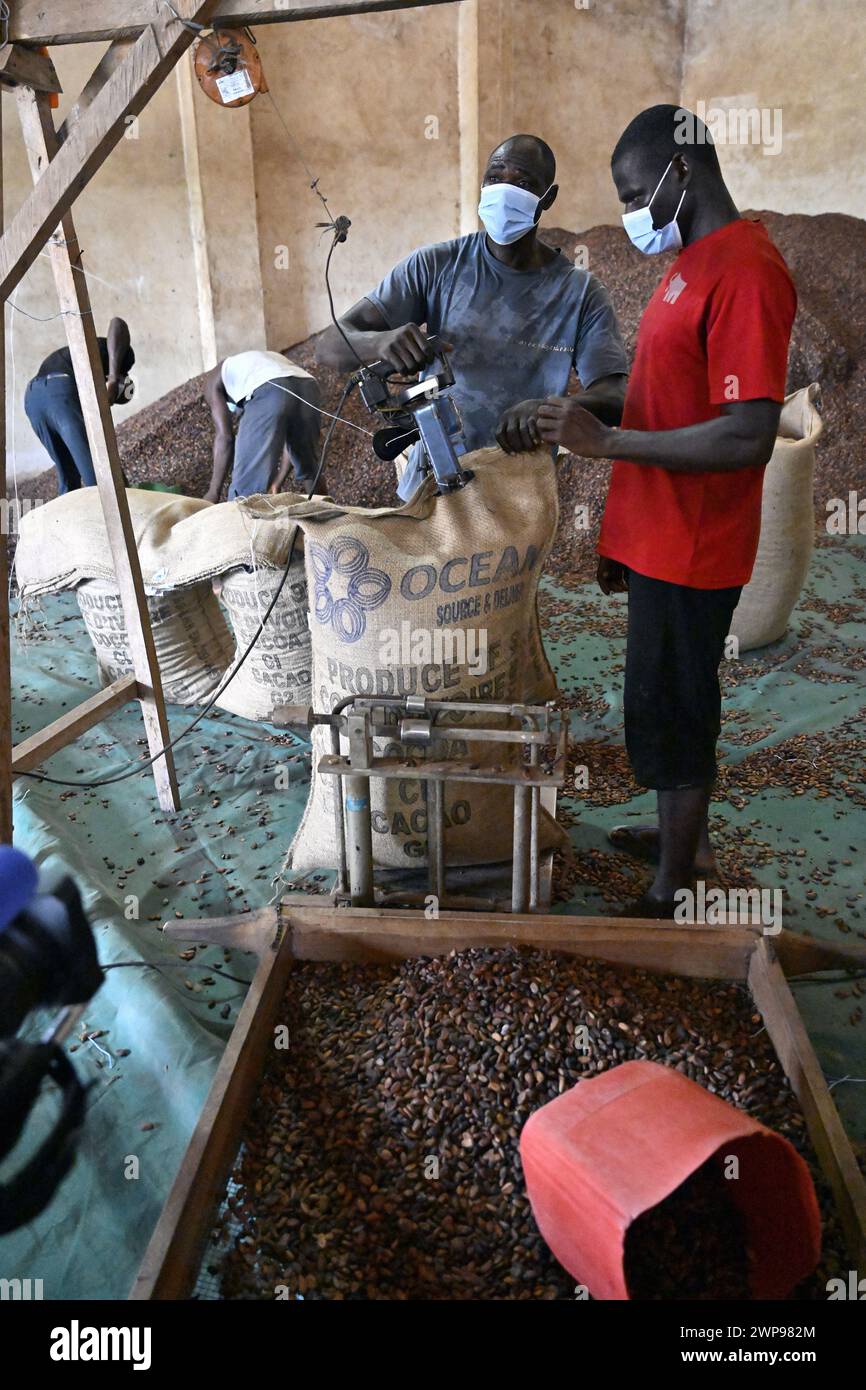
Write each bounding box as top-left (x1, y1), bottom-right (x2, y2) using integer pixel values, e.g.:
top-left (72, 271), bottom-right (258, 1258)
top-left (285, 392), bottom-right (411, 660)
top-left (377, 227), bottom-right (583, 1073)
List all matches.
top-left (537, 104), bottom-right (797, 918)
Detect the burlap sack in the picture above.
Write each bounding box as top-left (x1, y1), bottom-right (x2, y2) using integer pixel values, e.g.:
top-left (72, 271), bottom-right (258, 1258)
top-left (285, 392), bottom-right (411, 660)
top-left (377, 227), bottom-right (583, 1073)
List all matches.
top-left (77, 578), bottom-right (234, 706)
top-left (729, 385), bottom-right (822, 652)
top-left (14, 488), bottom-right (306, 595)
top-left (214, 562), bottom-right (312, 721)
top-left (394, 456), bottom-right (557, 702)
top-left (148, 493), bottom-right (308, 588)
top-left (527, 595), bottom-right (558, 700)
top-left (287, 447), bottom-right (565, 872)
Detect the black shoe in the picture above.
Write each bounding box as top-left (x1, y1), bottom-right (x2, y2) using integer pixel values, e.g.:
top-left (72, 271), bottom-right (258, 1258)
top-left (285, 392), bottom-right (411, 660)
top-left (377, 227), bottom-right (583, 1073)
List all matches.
top-left (615, 892), bottom-right (680, 920)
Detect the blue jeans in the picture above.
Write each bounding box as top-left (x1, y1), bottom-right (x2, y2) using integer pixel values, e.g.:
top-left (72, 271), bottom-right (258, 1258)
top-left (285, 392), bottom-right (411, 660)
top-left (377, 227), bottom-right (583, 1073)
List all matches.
top-left (229, 376), bottom-right (322, 499)
top-left (25, 375), bottom-right (96, 493)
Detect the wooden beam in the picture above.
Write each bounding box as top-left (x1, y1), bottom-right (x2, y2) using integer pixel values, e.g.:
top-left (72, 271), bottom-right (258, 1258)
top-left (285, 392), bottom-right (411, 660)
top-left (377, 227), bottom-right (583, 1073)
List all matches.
top-left (10, 1), bottom-right (459, 46)
top-left (0, 1), bottom-right (222, 301)
top-left (163, 905), bottom-right (281, 951)
top-left (0, 44), bottom-right (63, 94)
top-left (130, 913), bottom-right (296, 1299)
top-left (167, 900), bottom-right (760, 980)
top-left (16, 88), bottom-right (181, 812)
top-left (57, 39), bottom-right (136, 144)
top-left (11, 675), bottom-right (138, 774)
top-left (773, 931), bottom-right (866, 977)
top-left (283, 903), bottom-right (759, 979)
top-left (165, 904), bottom-right (866, 982)
top-left (0, 95), bottom-right (9, 843)
top-left (750, 939), bottom-right (866, 1268)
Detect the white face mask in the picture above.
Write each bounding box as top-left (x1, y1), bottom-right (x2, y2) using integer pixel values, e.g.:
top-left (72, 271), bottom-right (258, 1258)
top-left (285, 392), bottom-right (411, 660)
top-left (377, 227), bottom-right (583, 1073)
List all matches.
top-left (478, 180), bottom-right (553, 246)
top-left (621, 159), bottom-right (686, 254)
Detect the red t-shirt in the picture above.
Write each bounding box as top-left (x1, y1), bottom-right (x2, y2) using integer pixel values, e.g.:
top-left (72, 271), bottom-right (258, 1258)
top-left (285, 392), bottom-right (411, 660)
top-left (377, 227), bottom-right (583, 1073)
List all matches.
top-left (598, 218), bottom-right (797, 588)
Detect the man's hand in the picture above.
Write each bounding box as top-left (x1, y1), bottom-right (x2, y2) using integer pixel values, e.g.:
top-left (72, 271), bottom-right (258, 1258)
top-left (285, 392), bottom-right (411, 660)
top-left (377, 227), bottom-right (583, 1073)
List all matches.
top-left (537, 397), bottom-right (616, 458)
top-left (597, 555), bottom-right (628, 595)
top-left (373, 324), bottom-right (452, 374)
top-left (495, 399), bottom-right (545, 454)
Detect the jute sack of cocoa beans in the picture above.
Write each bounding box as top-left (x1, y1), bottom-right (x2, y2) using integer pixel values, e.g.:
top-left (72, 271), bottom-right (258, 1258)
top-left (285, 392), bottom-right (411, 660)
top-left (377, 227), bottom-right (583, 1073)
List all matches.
top-left (14, 488), bottom-right (211, 595)
top-left (138, 491), bottom-right (314, 719)
top-left (13, 487), bottom-right (303, 595)
top-left (729, 385), bottom-right (822, 652)
top-left (214, 560), bottom-right (312, 721)
top-left (147, 492), bottom-right (307, 588)
top-left (76, 578), bottom-right (234, 706)
top-left (286, 447), bottom-right (565, 872)
top-left (15, 486), bottom-right (318, 716)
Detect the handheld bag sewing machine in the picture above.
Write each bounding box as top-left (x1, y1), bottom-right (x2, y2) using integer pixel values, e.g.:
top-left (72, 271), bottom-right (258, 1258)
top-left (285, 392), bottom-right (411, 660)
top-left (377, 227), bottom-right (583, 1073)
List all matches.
top-left (352, 336), bottom-right (474, 493)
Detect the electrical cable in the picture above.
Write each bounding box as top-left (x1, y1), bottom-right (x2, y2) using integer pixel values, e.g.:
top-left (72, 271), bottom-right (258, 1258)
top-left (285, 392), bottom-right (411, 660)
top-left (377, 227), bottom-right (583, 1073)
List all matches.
top-left (104, 960), bottom-right (255, 986)
top-left (262, 88), bottom-right (360, 368)
top-left (324, 231), bottom-right (365, 369)
top-left (18, 372), bottom-right (356, 790)
top-left (161, 0), bottom-right (207, 33)
top-left (267, 377), bottom-right (372, 436)
top-left (18, 538), bottom-right (303, 788)
top-left (6, 290), bottom-right (21, 622)
top-left (41, 241), bottom-right (132, 297)
top-left (162, 0), bottom-right (349, 251)
top-left (262, 89), bottom-right (349, 250)
top-left (8, 302), bottom-right (95, 323)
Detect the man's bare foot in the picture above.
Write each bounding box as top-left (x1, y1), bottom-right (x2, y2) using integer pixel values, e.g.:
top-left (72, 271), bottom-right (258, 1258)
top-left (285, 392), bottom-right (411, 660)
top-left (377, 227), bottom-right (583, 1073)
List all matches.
top-left (609, 824), bottom-right (717, 877)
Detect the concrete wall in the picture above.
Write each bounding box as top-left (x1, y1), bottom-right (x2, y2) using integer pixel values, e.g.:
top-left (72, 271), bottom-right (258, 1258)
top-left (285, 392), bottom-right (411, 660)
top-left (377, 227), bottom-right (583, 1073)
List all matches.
top-left (476, 0), bottom-right (686, 230)
top-left (249, 5), bottom-right (464, 350)
top-left (5, 0), bottom-right (865, 481)
top-left (4, 43), bottom-right (203, 480)
top-left (681, 0), bottom-right (866, 218)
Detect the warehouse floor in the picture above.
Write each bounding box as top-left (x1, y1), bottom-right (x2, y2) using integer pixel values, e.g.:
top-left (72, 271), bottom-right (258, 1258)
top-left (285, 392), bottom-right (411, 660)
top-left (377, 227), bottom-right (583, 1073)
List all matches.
top-left (3, 533), bottom-right (865, 1299)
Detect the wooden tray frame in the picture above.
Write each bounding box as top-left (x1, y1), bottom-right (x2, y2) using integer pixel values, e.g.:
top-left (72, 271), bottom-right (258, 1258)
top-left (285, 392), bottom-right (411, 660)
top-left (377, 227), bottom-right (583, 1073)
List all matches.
top-left (130, 901), bottom-right (866, 1299)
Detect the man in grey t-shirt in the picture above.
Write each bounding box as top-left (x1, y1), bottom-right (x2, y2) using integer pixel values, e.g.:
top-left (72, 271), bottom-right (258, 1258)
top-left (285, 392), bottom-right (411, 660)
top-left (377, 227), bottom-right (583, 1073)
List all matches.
top-left (318, 134), bottom-right (629, 498)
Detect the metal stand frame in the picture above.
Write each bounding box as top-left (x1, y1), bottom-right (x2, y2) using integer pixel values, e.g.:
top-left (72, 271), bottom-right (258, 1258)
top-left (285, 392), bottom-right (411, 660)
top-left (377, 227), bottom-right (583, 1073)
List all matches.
top-left (279, 695), bottom-right (569, 913)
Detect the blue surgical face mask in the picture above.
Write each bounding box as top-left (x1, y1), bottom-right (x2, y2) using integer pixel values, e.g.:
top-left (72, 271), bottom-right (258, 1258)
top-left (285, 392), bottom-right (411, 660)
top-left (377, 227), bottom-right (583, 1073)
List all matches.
top-left (621, 159), bottom-right (686, 254)
top-left (478, 180), bottom-right (553, 246)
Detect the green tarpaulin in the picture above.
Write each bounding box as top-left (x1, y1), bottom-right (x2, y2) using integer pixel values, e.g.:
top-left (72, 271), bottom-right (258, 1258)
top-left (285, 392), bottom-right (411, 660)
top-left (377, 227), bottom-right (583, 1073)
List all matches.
top-left (2, 534), bottom-right (864, 1298)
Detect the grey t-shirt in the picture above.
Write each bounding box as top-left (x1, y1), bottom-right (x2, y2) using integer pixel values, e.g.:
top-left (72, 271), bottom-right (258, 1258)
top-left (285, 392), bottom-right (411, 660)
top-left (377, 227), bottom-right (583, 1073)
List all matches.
top-left (367, 231), bottom-right (629, 499)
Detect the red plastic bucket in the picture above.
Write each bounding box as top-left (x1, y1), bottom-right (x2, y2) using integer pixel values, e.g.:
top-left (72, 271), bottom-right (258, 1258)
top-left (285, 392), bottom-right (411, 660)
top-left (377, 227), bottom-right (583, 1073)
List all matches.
top-left (520, 1060), bottom-right (821, 1300)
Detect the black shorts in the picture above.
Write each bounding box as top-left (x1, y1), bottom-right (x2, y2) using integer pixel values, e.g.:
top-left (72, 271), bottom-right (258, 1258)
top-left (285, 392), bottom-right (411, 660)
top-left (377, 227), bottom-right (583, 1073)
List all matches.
top-left (624, 569), bottom-right (742, 791)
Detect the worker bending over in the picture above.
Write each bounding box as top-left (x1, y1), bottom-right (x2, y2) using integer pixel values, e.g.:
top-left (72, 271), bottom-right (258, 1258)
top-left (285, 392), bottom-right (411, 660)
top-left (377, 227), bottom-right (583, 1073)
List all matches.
top-left (25, 317), bottom-right (135, 494)
top-left (538, 105), bottom-right (796, 917)
top-left (204, 349), bottom-right (321, 502)
top-left (318, 134), bottom-right (628, 498)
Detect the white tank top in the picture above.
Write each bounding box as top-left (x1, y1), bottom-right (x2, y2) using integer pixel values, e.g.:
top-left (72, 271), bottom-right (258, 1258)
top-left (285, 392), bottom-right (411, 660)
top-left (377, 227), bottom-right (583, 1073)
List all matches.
top-left (221, 350), bottom-right (312, 405)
